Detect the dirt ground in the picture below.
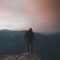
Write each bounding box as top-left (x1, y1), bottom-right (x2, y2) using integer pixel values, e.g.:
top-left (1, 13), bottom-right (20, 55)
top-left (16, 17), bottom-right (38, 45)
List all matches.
top-left (0, 53), bottom-right (40, 60)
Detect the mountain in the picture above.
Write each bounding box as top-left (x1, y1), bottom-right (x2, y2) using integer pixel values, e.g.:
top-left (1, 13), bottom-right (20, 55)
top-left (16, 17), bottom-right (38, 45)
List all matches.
top-left (0, 29), bottom-right (60, 60)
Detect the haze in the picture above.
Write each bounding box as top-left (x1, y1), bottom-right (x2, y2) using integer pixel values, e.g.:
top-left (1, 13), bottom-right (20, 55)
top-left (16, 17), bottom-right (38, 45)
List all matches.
top-left (0, 0), bottom-right (59, 33)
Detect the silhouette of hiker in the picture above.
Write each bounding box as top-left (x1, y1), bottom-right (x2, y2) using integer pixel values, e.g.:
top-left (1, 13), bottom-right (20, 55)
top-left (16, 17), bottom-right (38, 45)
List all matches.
top-left (24, 28), bottom-right (35, 53)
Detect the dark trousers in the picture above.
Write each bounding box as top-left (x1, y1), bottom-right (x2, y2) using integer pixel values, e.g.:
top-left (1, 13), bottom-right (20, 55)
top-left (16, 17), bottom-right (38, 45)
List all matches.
top-left (27, 40), bottom-right (33, 53)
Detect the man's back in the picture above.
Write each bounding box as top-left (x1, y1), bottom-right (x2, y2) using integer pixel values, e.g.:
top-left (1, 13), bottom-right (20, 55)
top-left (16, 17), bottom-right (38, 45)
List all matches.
top-left (25, 28), bottom-right (34, 41)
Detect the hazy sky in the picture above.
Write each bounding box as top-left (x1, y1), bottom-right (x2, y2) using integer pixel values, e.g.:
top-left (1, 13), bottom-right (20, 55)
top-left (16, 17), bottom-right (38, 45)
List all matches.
top-left (0, 0), bottom-right (59, 33)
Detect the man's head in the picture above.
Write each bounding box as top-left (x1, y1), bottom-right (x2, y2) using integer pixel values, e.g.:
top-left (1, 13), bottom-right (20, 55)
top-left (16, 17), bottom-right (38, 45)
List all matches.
top-left (29, 28), bottom-right (32, 31)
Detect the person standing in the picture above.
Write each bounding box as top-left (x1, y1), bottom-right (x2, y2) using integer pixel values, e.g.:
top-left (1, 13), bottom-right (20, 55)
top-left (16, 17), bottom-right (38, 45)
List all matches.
top-left (24, 28), bottom-right (35, 53)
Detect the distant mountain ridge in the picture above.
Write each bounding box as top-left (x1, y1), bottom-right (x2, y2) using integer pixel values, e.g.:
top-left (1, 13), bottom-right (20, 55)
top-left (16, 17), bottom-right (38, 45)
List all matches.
top-left (0, 29), bottom-right (60, 60)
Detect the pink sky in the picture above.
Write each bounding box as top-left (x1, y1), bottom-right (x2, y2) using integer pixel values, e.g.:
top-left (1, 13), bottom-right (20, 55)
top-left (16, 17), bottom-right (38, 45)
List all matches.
top-left (0, 0), bottom-right (59, 33)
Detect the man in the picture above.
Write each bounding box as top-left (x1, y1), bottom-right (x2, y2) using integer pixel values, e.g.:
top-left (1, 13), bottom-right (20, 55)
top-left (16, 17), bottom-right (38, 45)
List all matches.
top-left (24, 28), bottom-right (35, 53)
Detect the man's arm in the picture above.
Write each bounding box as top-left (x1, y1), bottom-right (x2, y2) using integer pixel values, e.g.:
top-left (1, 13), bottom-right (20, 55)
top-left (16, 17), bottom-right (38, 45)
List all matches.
top-left (32, 32), bottom-right (36, 40)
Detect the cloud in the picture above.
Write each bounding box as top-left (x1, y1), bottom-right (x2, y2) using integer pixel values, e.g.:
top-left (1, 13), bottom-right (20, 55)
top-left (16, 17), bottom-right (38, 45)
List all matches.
top-left (0, 0), bottom-right (59, 33)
